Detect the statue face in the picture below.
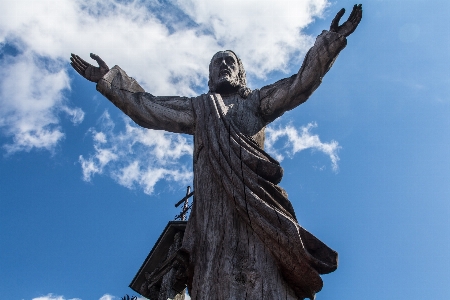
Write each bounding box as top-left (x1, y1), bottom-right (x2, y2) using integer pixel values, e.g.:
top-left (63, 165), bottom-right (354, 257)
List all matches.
top-left (209, 51), bottom-right (240, 94)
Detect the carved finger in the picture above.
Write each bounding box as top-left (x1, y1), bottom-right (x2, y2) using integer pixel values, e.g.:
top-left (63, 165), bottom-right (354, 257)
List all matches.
top-left (350, 4), bottom-right (362, 24)
top-left (336, 4), bottom-right (362, 37)
top-left (70, 54), bottom-right (83, 67)
top-left (354, 4), bottom-right (363, 25)
top-left (70, 57), bottom-right (87, 73)
top-left (90, 53), bottom-right (109, 70)
top-left (71, 64), bottom-right (84, 77)
top-left (330, 8), bottom-right (345, 32)
top-left (70, 55), bottom-right (79, 65)
top-left (71, 54), bottom-right (83, 65)
top-left (71, 56), bottom-right (89, 71)
top-left (347, 5), bottom-right (362, 35)
top-left (72, 58), bottom-right (88, 73)
top-left (71, 62), bottom-right (86, 76)
top-left (70, 62), bottom-right (86, 77)
top-left (347, 5), bottom-right (358, 23)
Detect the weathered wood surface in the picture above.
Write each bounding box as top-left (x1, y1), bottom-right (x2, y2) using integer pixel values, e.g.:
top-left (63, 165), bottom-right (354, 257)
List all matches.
top-left (97, 30), bottom-right (346, 299)
top-left (69, 5), bottom-right (363, 299)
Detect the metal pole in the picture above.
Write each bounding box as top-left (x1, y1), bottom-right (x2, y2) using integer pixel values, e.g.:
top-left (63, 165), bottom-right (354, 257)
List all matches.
top-left (181, 186), bottom-right (190, 221)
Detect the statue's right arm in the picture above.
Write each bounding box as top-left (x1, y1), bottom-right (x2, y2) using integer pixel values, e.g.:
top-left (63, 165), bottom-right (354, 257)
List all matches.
top-left (96, 66), bottom-right (195, 135)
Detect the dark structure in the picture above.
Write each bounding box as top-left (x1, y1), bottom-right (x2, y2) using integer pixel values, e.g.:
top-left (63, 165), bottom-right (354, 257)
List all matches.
top-left (130, 221), bottom-right (188, 300)
top-left (130, 188), bottom-right (194, 300)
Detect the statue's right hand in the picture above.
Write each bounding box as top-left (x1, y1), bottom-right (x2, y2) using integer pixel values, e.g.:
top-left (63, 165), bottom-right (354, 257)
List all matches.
top-left (70, 53), bottom-right (110, 83)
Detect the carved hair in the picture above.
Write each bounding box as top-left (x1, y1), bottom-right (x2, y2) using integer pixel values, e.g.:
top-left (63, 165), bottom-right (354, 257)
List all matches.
top-left (208, 50), bottom-right (251, 98)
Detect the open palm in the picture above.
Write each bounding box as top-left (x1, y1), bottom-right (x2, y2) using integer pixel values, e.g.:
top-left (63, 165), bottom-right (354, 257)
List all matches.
top-left (70, 53), bottom-right (109, 83)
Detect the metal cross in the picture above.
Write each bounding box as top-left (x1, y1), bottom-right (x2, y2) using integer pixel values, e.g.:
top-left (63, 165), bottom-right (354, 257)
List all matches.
top-left (174, 186), bottom-right (194, 221)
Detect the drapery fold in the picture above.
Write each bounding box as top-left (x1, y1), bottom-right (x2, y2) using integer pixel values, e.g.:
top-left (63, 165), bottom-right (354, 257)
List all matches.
top-left (193, 93), bottom-right (338, 299)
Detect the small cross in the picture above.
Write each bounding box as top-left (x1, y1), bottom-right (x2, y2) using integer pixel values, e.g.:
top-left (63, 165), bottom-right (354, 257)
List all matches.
top-left (174, 186), bottom-right (194, 221)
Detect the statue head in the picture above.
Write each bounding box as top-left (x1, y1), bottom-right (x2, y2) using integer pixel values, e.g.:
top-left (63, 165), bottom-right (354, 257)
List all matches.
top-left (208, 50), bottom-right (251, 98)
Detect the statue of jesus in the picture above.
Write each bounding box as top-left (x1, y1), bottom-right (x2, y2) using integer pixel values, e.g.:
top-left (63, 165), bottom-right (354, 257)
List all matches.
top-left (71, 5), bottom-right (362, 299)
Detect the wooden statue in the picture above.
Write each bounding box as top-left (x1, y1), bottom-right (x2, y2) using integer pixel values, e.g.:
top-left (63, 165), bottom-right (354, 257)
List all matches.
top-left (70, 5), bottom-right (362, 299)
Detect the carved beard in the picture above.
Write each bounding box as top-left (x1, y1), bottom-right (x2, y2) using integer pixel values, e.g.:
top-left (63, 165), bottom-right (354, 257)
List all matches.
top-left (210, 73), bottom-right (240, 94)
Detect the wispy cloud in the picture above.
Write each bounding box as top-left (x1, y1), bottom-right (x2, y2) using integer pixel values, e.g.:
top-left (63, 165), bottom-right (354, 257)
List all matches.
top-left (79, 112), bottom-right (193, 194)
top-left (0, 0), bottom-right (330, 153)
top-left (80, 115), bottom-right (338, 194)
top-left (0, 50), bottom-right (83, 154)
top-left (265, 122), bottom-right (340, 171)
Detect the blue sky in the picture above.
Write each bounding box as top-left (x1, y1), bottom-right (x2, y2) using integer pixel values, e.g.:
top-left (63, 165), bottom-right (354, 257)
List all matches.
top-left (1, 0), bottom-right (449, 299)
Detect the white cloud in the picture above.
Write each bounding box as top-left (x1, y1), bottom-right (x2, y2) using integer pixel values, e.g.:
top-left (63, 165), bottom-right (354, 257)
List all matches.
top-left (31, 294), bottom-right (81, 300)
top-left (0, 50), bottom-right (82, 153)
top-left (265, 122), bottom-right (340, 171)
top-left (174, 0), bottom-right (329, 78)
top-left (79, 112), bottom-right (193, 194)
top-left (0, 0), bottom-right (331, 153)
top-left (30, 293), bottom-right (148, 300)
top-left (98, 295), bottom-right (115, 300)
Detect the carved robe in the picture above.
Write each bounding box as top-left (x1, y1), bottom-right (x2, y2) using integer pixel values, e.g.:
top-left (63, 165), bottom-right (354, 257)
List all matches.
top-left (97, 30), bottom-right (347, 299)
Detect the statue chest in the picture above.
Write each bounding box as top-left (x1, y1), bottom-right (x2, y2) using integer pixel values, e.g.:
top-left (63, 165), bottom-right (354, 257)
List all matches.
top-left (193, 92), bottom-right (267, 163)
top-left (219, 93), bottom-right (265, 140)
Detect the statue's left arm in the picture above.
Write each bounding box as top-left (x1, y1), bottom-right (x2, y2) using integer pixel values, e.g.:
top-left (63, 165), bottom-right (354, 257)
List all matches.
top-left (259, 5), bottom-right (362, 124)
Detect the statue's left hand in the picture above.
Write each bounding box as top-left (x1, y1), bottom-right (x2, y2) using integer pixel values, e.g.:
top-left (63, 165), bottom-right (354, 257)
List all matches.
top-left (330, 4), bottom-right (363, 37)
top-left (70, 53), bottom-right (110, 83)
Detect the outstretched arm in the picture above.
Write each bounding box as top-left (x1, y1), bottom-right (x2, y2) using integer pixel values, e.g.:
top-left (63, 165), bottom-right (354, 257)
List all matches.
top-left (259, 4), bottom-right (362, 124)
top-left (70, 54), bottom-right (195, 134)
